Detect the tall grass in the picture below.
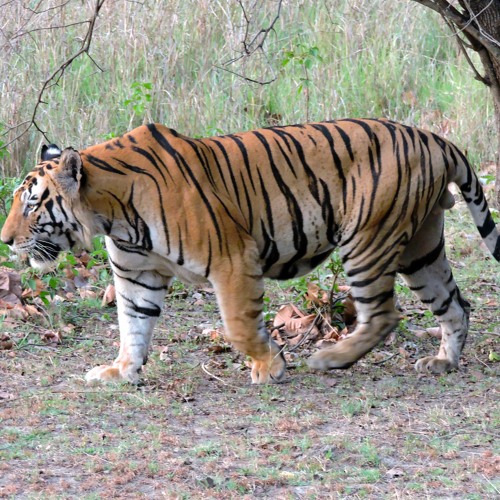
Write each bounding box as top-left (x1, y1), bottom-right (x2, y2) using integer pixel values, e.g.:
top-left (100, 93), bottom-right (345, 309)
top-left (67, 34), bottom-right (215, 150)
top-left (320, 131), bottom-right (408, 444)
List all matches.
top-left (0, 0), bottom-right (495, 176)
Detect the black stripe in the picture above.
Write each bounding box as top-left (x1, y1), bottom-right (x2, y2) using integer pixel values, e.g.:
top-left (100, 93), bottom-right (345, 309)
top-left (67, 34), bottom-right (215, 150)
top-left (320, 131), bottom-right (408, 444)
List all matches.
top-left (147, 124), bottom-right (224, 254)
top-left (433, 288), bottom-right (456, 316)
top-left (399, 237), bottom-right (444, 275)
top-left (86, 155), bottom-right (126, 175)
top-left (227, 135), bottom-right (256, 193)
top-left (478, 213), bottom-right (496, 239)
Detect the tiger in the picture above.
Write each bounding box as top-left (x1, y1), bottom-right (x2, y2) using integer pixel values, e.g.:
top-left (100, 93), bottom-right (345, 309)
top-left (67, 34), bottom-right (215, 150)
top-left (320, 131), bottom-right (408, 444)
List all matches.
top-left (1, 119), bottom-right (499, 385)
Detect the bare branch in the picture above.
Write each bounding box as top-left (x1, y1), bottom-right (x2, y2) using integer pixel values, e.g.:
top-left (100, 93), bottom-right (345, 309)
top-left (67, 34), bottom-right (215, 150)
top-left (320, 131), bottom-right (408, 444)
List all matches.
top-left (1, 0), bottom-right (106, 149)
top-left (412, 0), bottom-right (500, 58)
top-left (224, 0), bottom-right (283, 66)
top-left (214, 64), bottom-right (277, 86)
top-left (10, 20), bottom-right (90, 41)
top-left (440, 13), bottom-right (490, 84)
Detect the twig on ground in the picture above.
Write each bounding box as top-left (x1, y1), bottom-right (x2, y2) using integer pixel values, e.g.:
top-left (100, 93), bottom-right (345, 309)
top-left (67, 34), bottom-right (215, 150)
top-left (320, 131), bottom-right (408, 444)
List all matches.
top-left (201, 362), bottom-right (242, 390)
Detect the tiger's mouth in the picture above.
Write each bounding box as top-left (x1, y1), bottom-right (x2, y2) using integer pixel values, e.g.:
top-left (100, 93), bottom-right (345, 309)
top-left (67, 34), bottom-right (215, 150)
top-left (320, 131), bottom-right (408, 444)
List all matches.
top-left (28, 239), bottom-right (62, 269)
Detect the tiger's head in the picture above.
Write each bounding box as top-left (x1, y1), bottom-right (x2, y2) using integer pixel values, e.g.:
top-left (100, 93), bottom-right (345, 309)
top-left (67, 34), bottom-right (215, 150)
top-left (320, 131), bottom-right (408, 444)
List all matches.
top-left (1, 145), bottom-right (92, 272)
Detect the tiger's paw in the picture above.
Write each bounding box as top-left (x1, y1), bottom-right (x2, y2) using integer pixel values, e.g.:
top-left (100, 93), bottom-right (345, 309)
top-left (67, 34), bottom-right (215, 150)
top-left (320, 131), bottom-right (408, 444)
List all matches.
top-left (307, 337), bottom-right (370, 370)
top-left (415, 356), bottom-right (456, 374)
top-left (307, 348), bottom-right (355, 371)
top-left (85, 364), bottom-right (140, 384)
top-left (250, 352), bottom-right (286, 384)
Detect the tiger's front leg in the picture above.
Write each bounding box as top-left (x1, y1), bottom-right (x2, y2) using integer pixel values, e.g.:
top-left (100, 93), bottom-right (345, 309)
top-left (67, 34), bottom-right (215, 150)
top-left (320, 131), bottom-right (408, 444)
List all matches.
top-left (85, 266), bottom-right (170, 384)
top-left (210, 245), bottom-right (286, 384)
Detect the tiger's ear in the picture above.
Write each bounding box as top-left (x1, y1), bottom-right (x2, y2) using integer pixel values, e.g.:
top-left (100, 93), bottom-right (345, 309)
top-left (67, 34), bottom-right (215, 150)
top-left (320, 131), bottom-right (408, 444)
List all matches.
top-left (41, 144), bottom-right (61, 161)
top-left (53, 148), bottom-right (83, 199)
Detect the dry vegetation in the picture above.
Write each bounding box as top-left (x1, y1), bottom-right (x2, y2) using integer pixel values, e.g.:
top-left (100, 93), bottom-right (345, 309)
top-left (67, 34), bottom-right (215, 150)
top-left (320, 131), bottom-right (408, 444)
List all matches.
top-left (0, 0), bottom-right (496, 176)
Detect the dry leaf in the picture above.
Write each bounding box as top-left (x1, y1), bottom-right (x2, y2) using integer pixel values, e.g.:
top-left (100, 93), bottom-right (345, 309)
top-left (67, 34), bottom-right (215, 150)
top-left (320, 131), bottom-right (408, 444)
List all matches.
top-left (305, 282), bottom-right (329, 307)
top-left (341, 295), bottom-right (357, 324)
top-left (386, 467), bottom-right (405, 478)
top-left (0, 333), bottom-right (14, 350)
top-left (41, 330), bottom-right (63, 345)
top-left (101, 284), bottom-right (116, 306)
top-left (79, 289), bottom-right (97, 300)
top-left (426, 327), bottom-right (442, 338)
top-left (202, 328), bottom-right (222, 340)
top-left (0, 268), bottom-right (22, 304)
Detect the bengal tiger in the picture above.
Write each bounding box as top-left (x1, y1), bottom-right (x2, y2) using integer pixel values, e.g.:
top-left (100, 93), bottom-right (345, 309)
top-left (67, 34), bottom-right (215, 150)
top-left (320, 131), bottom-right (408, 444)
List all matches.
top-left (1, 119), bottom-right (499, 384)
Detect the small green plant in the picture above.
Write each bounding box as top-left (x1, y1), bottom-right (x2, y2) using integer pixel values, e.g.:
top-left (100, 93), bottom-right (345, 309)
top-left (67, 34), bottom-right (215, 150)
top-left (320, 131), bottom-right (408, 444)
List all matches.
top-left (359, 440), bottom-right (381, 466)
top-left (123, 81), bottom-right (153, 121)
top-left (341, 399), bottom-right (364, 418)
top-left (281, 42), bottom-right (323, 120)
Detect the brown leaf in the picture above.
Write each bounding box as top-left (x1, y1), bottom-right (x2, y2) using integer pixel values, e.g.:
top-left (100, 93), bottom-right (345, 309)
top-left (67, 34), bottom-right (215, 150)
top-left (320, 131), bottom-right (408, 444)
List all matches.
top-left (202, 328), bottom-right (222, 340)
top-left (341, 295), bottom-right (357, 324)
top-left (305, 282), bottom-right (329, 307)
top-left (0, 304), bottom-right (29, 321)
top-left (21, 277), bottom-right (45, 298)
top-left (386, 467), bottom-right (405, 478)
top-left (79, 289), bottom-right (97, 300)
top-left (24, 304), bottom-right (42, 317)
top-left (41, 330), bottom-right (63, 345)
top-left (274, 304), bottom-right (317, 337)
top-left (398, 346), bottom-right (411, 358)
top-left (0, 333), bottom-right (14, 350)
top-left (0, 268), bottom-right (23, 304)
top-left (101, 284), bottom-right (116, 307)
top-left (426, 327), bottom-right (442, 339)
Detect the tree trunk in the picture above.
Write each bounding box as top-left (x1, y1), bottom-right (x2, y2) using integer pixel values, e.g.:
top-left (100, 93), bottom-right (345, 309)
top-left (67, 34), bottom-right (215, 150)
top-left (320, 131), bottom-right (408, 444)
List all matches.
top-left (413, 0), bottom-right (500, 207)
top-left (466, 1), bottom-right (500, 207)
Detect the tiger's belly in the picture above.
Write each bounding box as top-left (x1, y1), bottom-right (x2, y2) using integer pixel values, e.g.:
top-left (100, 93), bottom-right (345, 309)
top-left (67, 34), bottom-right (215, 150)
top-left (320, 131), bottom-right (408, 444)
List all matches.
top-left (262, 245), bottom-right (336, 280)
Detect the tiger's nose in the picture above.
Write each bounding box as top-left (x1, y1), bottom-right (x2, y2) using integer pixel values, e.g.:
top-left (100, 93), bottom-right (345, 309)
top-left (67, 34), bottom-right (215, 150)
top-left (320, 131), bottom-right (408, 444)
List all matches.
top-left (0, 232), bottom-right (14, 245)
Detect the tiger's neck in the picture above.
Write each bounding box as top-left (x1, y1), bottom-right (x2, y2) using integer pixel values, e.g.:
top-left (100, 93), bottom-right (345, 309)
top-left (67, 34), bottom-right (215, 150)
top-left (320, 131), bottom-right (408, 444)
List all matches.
top-left (77, 154), bottom-right (154, 249)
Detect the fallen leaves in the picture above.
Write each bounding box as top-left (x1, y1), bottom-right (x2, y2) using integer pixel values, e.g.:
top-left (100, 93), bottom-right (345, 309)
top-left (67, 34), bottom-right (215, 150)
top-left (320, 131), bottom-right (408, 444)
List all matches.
top-left (0, 252), bottom-right (108, 350)
top-left (271, 282), bottom-right (356, 351)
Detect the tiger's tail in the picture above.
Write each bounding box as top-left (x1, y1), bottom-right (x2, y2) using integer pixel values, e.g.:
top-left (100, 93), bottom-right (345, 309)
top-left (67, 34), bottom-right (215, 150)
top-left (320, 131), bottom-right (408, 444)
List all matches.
top-left (451, 146), bottom-right (500, 262)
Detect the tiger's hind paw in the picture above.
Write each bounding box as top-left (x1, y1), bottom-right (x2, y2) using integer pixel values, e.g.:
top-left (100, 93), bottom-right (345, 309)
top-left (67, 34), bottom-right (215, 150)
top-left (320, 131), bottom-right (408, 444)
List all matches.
top-left (250, 352), bottom-right (286, 384)
top-left (85, 364), bottom-right (140, 384)
top-left (307, 349), bottom-right (355, 370)
top-left (415, 356), bottom-right (457, 374)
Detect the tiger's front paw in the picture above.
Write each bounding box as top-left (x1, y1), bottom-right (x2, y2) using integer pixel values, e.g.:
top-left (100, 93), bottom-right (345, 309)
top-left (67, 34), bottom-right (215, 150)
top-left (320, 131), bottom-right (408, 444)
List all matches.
top-left (415, 356), bottom-right (456, 374)
top-left (250, 352), bottom-right (286, 384)
top-left (85, 363), bottom-right (141, 384)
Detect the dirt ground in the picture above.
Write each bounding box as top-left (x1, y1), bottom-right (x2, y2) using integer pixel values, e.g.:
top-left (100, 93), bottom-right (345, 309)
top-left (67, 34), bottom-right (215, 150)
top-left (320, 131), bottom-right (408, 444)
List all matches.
top-left (1, 270), bottom-right (499, 500)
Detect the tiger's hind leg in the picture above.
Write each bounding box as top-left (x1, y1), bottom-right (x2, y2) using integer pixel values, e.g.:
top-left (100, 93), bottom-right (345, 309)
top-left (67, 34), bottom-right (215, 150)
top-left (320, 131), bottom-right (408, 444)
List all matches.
top-left (399, 210), bottom-right (470, 374)
top-left (308, 245), bottom-right (401, 370)
top-left (210, 243), bottom-right (286, 384)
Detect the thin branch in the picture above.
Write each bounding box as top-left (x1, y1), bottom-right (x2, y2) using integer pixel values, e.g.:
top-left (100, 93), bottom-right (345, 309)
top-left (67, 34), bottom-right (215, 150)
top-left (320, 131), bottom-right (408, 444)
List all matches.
top-left (441, 14), bottom-right (489, 84)
top-left (10, 20), bottom-right (91, 41)
top-left (22, 0), bottom-right (71, 15)
top-left (222, 0), bottom-right (283, 76)
top-left (214, 64), bottom-right (277, 86)
top-left (412, 0), bottom-right (500, 58)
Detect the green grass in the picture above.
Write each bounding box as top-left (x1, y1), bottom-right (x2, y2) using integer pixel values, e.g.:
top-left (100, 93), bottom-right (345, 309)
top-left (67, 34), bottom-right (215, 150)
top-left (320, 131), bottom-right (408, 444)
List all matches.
top-left (0, 0), bottom-right (495, 176)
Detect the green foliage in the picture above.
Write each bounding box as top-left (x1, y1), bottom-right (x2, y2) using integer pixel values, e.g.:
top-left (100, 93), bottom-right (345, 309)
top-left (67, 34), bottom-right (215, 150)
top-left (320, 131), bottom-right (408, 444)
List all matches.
top-left (123, 81), bottom-right (153, 118)
top-left (281, 43), bottom-right (323, 95)
top-left (0, 176), bottom-right (19, 263)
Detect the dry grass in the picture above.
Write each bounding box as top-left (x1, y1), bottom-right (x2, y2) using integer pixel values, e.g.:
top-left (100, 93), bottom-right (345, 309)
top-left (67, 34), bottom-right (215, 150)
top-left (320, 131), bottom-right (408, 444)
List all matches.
top-left (0, 0), bottom-right (496, 176)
